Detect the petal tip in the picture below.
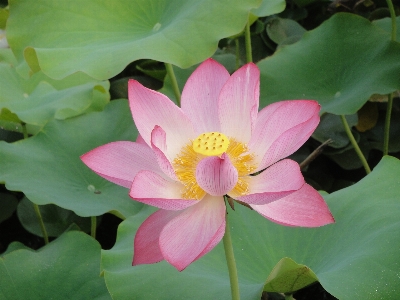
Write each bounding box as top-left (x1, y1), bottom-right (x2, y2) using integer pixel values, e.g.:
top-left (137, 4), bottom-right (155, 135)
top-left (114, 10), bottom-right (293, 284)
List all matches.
top-left (251, 184), bottom-right (335, 227)
top-left (128, 78), bottom-right (138, 85)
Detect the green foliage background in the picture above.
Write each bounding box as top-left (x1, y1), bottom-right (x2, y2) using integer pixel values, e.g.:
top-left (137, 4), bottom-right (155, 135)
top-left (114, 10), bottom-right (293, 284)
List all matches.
top-left (1, 0), bottom-right (400, 299)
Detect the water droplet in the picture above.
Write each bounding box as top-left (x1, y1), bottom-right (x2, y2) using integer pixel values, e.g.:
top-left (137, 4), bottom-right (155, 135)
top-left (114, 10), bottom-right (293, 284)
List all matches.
top-left (152, 23), bottom-right (161, 32)
top-left (23, 93), bottom-right (28, 98)
top-left (87, 184), bottom-right (96, 192)
top-left (334, 91), bottom-right (341, 98)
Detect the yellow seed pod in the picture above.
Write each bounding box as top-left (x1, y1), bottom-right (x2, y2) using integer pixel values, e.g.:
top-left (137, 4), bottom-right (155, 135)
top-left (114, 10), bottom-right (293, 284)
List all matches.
top-left (192, 132), bottom-right (230, 156)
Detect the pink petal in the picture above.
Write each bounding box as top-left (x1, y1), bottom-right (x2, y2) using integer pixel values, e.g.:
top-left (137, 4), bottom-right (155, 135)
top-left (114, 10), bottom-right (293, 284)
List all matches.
top-left (251, 184), bottom-right (335, 227)
top-left (219, 63), bottom-right (260, 143)
top-left (133, 209), bottom-right (180, 266)
top-left (81, 141), bottom-right (160, 188)
top-left (128, 80), bottom-right (195, 159)
top-left (159, 194), bottom-right (226, 271)
top-left (130, 170), bottom-right (197, 210)
top-left (249, 100), bottom-right (320, 170)
top-left (181, 59), bottom-right (230, 135)
top-left (150, 126), bottom-right (178, 180)
top-left (234, 159), bottom-right (304, 205)
top-left (192, 218), bottom-right (225, 263)
top-left (135, 134), bottom-right (146, 145)
top-left (196, 153), bottom-right (238, 196)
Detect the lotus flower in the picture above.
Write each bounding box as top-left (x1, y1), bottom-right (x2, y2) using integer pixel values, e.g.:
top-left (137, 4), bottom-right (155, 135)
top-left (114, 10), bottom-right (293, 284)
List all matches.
top-left (81, 59), bottom-right (334, 271)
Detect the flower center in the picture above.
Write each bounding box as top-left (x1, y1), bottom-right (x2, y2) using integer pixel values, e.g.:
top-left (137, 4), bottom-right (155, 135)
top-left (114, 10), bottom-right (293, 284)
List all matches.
top-left (192, 132), bottom-right (229, 156)
top-left (173, 132), bottom-right (257, 200)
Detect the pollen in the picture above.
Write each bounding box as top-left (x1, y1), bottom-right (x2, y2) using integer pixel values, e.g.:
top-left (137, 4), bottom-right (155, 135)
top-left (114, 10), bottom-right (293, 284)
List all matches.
top-left (173, 134), bottom-right (257, 200)
top-left (226, 139), bottom-right (256, 176)
top-left (225, 139), bottom-right (257, 197)
top-left (173, 144), bottom-right (206, 200)
top-left (192, 132), bottom-right (229, 156)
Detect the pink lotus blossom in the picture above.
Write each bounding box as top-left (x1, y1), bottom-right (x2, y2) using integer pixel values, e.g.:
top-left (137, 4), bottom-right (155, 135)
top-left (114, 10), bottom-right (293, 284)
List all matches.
top-left (81, 59), bottom-right (334, 271)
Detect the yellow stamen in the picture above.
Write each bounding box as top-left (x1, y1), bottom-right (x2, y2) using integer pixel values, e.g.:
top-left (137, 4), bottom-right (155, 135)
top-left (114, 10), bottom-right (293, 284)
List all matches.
top-left (225, 139), bottom-right (256, 197)
top-left (173, 133), bottom-right (257, 200)
top-left (173, 144), bottom-right (206, 200)
top-left (226, 139), bottom-right (256, 176)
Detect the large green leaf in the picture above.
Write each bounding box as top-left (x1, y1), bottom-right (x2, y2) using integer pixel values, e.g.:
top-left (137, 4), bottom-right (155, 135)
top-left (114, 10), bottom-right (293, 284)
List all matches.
top-left (373, 16), bottom-right (400, 41)
top-left (324, 134), bottom-right (371, 170)
top-left (101, 206), bottom-right (243, 299)
top-left (0, 48), bottom-right (16, 65)
top-left (258, 13), bottom-right (400, 114)
top-left (312, 113), bottom-right (358, 148)
top-left (102, 156), bottom-right (400, 299)
top-left (263, 257), bottom-right (318, 293)
top-left (266, 17), bottom-right (306, 46)
top-left (0, 7), bottom-right (9, 29)
top-left (251, 0), bottom-right (286, 17)
top-left (0, 100), bottom-right (142, 218)
top-left (17, 196), bottom-right (91, 237)
top-left (0, 56), bottom-right (109, 128)
top-left (366, 106), bottom-right (400, 153)
top-left (0, 230), bottom-right (111, 299)
top-left (0, 192), bottom-right (18, 223)
top-left (159, 52), bottom-right (238, 104)
top-left (7, 0), bottom-right (261, 80)
top-left (1, 241), bottom-right (31, 256)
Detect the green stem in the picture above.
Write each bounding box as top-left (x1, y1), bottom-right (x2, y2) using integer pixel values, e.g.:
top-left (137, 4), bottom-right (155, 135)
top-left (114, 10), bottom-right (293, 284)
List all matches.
top-left (340, 115), bottom-right (371, 174)
top-left (22, 123), bottom-right (28, 139)
top-left (244, 17), bottom-right (252, 63)
top-left (383, 0), bottom-right (396, 156)
top-left (91, 216), bottom-right (97, 238)
top-left (383, 94), bottom-right (393, 155)
top-left (386, 0), bottom-right (397, 41)
top-left (299, 139), bottom-right (332, 170)
top-left (235, 38), bottom-right (240, 70)
top-left (223, 208), bottom-right (240, 300)
top-left (22, 123), bottom-right (49, 245)
top-left (284, 293), bottom-right (295, 300)
top-left (32, 202), bottom-right (49, 245)
top-left (165, 63), bottom-right (181, 106)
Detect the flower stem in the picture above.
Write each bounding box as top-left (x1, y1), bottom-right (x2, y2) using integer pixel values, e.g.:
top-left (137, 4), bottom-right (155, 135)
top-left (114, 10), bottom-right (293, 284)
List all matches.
top-left (383, 94), bottom-right (393, 155)
top-left (22, 123), bottom-right (49, 244)
top-left (32, 202), bottom-right (49, 245)
top-left (223, 209), bottom-right (240, 300)
top-left (244, 17), bottom-right (252, 63)
top-left (386, 0), bottom-right (397, 41)
top-left (235, 38), bottom-right (240, 70)
top-left (21, 123), bottom-right (28, 139)
top-left (284, 293), bottom-right (295, 300)
top-left (299, 139), bottom-right (332, 170)
top-left (91, 216), bottom-right (97, 238)
top-left (383, 0), bottom-right (397, 156)
top-left (165, 63), bottom-right (181, 106)
top-left (340, 115), bottom-right (371, 174)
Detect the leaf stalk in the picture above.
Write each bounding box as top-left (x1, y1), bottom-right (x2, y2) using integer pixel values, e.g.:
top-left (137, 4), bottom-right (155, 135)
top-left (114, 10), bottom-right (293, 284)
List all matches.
top-left (223, 200), bottom-right (240, 300)
top-left (383, 0), bottom-right (397, 155)
top-left (340, 115), bottom-right (371, 174)
top-left (245, 16), bottom-right (253, 63)
top-left (165, 63), bottom-right (181, 106)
